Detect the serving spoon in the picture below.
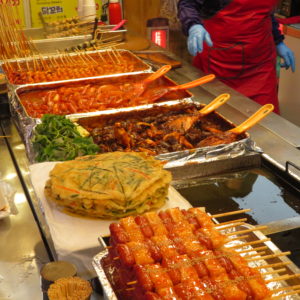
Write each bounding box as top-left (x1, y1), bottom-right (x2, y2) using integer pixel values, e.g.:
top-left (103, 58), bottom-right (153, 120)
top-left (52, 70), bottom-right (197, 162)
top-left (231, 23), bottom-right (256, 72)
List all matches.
top-left (198, 103), bottom-right (274, 147)
top-left (165, 93), bottom-right (230, 133)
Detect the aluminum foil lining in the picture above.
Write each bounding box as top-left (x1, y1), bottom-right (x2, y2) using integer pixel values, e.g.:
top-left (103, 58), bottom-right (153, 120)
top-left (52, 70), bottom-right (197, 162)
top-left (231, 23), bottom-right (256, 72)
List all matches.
top-left (2, 49), bottom-right (152, 90)
top-left (158, 137), bottom-right (261, 169)
top-left (9, 89), bottom-right (40, 163)
top-left (93, 223), bottom-right (300, 300)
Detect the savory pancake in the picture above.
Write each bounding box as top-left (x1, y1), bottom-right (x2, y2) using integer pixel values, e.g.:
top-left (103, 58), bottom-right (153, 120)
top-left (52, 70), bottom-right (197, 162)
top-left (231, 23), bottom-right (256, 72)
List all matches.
top-left (45, 152), bottom-right (171, 219)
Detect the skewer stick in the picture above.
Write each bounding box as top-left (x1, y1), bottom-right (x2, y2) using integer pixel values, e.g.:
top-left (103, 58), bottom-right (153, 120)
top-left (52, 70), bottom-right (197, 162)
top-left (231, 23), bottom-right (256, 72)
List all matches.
top-left (127, 281), bottom-right (138, 286)
top-left (271, 290), bottom-right (300, 299)
top-left (110, 47), bottom-right (121, 64)
top-left (0, 136), bottom-right (11, 138)
top-left (271, 285), bottom-right (300, 293)
top-left (85, 53), bottom-right (97, 64)
top-left (215, 218), bottom-right (247, 226)
top-left (247, 251), bottom-right (291, 262)
top-left (14, 57), bottom-right (21, 70)
top-left (216, 222), bottom-right (245, 230)
top-left (227, 238), bottom-right (271, 248)
top-left (226, 225), bottom-right (267, 236)
top-left (237, 246), bottom-right (268, 254)
top-left (228, 234), bottom-right (250, 241)
top-left (244, 251), bottom-right (266, 258)
top-left (106, 48), bottom-right (115, 64)
top-left (254, 262), bottom-right (291, 270)
top-left (211, 209), bottom-right (251, 218)
top-left (265, 273), bottom-right (300, 283)
top-left (261, 268), bottom-right (287, 276)
top-left (94, 46), bottom-right (105, 61)
top-left (113, 46), bottom-right (122, 58)
top-left (272, 289), bottom-right (300, 299)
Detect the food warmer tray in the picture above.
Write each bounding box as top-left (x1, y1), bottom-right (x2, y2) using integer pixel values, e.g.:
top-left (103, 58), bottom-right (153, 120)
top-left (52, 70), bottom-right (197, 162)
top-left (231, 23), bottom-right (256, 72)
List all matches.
top-left (2, 49), bottom-right (152, 90)
top-left (69, 100), bottom-right (260, 169)
top-left (93, 222), bottom-right (300, 300)
top-left (10, 75), bottom-right (193, 164)
top-left (24, 25), bottom-right (126, 54)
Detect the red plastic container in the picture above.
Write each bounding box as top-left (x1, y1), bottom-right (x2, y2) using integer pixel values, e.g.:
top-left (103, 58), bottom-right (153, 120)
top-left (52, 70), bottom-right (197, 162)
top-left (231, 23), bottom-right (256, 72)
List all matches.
top-left (108, 0), bottom-right (122, 25)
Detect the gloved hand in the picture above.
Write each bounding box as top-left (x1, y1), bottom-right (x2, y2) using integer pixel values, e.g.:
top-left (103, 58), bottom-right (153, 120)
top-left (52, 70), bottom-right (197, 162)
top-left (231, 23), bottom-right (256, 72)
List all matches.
top-left (188, 24), bottom-right (213, 56)
top-left (276, 42), bottom-right (296, 72)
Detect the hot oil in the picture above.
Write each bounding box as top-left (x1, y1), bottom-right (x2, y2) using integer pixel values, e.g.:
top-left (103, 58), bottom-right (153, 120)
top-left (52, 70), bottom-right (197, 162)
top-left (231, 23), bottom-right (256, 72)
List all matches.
top-left (174, 167), bottom-right (300, 225)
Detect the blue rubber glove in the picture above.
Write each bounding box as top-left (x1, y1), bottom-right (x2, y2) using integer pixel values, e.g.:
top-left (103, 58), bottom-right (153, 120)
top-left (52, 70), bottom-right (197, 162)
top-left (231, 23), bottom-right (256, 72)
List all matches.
top-left (276, 42), bottom-right (295, 72)
top-left (188, 24), bottom-right (213, 56)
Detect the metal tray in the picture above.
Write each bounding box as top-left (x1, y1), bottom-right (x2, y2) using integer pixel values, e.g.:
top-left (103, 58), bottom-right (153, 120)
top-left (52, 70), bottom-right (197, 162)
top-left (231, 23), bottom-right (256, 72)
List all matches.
top-left (70, 100), bottom-right (260, 169)
top-left (23, 25), bottom-right (126, 54)
top-left (10, 73), bottom-right (193, 164)
top-left (14, 73), bottom-right (193, 119)
top-left (2, 49), bottom-right (152, 89)
top-left (93, 223), bottom-right (300, 300)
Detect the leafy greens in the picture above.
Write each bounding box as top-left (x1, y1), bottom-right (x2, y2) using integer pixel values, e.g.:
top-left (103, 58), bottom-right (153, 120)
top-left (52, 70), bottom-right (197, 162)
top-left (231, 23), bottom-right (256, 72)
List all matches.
top-left (32, 114), bottom-right (99, 162)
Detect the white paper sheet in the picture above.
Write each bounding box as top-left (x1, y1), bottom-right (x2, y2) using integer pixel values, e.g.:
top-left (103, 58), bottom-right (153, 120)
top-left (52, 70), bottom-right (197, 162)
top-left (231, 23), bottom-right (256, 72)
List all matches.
top-left (29, 162), bottom-right (192, 276)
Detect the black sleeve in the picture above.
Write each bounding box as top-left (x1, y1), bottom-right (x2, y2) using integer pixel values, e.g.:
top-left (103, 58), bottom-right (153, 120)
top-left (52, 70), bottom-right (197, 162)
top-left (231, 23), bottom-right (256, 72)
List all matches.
top-left (272, 14), bottom-right (284, 45)
top-left (177, 0), bottom-right (205, 35)
top-left (177, 0), bottom-right (232, 35)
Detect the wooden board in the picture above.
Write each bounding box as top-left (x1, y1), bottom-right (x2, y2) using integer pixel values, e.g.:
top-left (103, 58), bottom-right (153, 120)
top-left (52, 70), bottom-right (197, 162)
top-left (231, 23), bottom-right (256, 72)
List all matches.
top-left (116, 33), bottom-right (150, 51)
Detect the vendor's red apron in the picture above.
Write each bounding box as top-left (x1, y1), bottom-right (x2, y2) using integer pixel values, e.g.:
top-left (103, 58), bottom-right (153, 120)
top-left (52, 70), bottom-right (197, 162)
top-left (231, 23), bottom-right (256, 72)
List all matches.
top-left (193, 0), bottom-right (280, 113)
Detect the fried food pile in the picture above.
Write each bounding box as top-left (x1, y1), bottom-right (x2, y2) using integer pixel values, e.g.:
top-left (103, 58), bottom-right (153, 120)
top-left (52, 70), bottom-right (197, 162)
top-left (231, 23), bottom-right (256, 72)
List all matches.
top-left (5, 51), bottom-right (146, 85)
top-left (44, 152), bottom-right (171, 219)
top-left (103, 207), bottom-right (271, 300)
top-left (78, 104), bottom-right (245, 155)
top-left (47, 277), bottom-right (92, 300)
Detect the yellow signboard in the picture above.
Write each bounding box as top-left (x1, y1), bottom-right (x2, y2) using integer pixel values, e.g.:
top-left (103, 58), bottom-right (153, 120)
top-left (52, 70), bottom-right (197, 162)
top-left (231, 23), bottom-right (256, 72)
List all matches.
top-left (3, 0), bottom-right (26, 28)
top-left (30, 0), bottom-right (102, 28)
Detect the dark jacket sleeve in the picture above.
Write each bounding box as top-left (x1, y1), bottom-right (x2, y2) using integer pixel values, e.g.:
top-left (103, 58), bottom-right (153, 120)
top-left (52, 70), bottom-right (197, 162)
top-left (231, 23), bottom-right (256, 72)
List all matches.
top-left (177, 0), bottom-right (205, 35)
top-left (271, 14), bottom-right (284, 45)
top-left (177, 0), bottom-right (232, 35)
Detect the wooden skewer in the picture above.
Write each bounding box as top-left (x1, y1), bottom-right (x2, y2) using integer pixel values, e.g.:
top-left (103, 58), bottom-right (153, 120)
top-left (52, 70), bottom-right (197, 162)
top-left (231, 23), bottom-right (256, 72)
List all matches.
top-left (228, 234), bottom-right (250, 241)
top-left (216, 222), bottom-right (245, 230)
top-left (237, 246), bottom-right (268, 254)
top-left (271, 290), bottom-right (300, 300)
top-left (254, 262), bottom-right (291, 270)
top-left (113, 46), bottom-right (122, 58)
top-left (106, 48), bottom-right (116, 64)
top-left (226, 225), bottom-right (268, 236)
top-left (227, 238), bottom-right (271, 248)
top-left (211, 209), bottom-right (251, 218)
top-left (127, 281), bottom-right (138, 286)
top-left (271, 284), bottom-right (300, 293)
top-left (248, 251), bottom-right (291, 262)
top-left (262, 268), bottom-right (287, 276)
top-left (125, 287), bottom-right (135, 291)
top-left (0, 135), bottom-right (11, 138)
top-left (271, 289), bottom-right (300, 299)
top-left (265, 273), bottom-right (300, 283)
top-left (110, 47), bottom-right (121, 64)
top-left (244, 251), bottom-right (266, 258)
top-left (215, 218), bottom-right (247, 226)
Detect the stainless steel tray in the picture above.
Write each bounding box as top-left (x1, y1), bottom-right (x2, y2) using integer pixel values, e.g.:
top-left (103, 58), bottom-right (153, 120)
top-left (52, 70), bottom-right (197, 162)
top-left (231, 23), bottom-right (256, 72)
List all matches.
top-left (93, 223), bottom-right (300, 300)
top-left (69, 100), bottom-right (260, 169)
top-left (24, 25), bottom-right (126, 54)
top-left (10, 73), bottom-right (193, 164)
top-left (2, 49), bottom-right (152, 89)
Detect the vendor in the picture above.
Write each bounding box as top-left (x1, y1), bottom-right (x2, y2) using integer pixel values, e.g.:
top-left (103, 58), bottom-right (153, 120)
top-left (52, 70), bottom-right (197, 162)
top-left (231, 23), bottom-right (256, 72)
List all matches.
top-left (177, 0), bottom-right (296, 114)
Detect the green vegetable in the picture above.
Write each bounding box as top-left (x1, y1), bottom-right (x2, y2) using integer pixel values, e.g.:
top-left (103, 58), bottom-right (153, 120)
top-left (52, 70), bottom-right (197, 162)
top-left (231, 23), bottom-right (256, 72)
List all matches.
top-left (32, 114), bottom-right (99, 162)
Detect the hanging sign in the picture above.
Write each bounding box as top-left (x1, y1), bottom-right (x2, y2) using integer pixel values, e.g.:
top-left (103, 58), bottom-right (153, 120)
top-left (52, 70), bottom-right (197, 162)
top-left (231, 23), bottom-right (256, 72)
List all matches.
top-left (30, 0), bottom-right (102, 28)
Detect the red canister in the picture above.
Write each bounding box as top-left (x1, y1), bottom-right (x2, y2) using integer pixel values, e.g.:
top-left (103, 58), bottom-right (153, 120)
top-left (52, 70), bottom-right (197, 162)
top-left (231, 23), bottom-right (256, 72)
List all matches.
top-left (108, 0), bottom-right (122, 25)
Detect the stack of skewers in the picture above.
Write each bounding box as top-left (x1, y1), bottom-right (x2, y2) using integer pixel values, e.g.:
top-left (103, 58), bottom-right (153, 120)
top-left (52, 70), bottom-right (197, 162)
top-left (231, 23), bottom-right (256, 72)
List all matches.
top-left (100, 207), bottom-right (300, 299)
